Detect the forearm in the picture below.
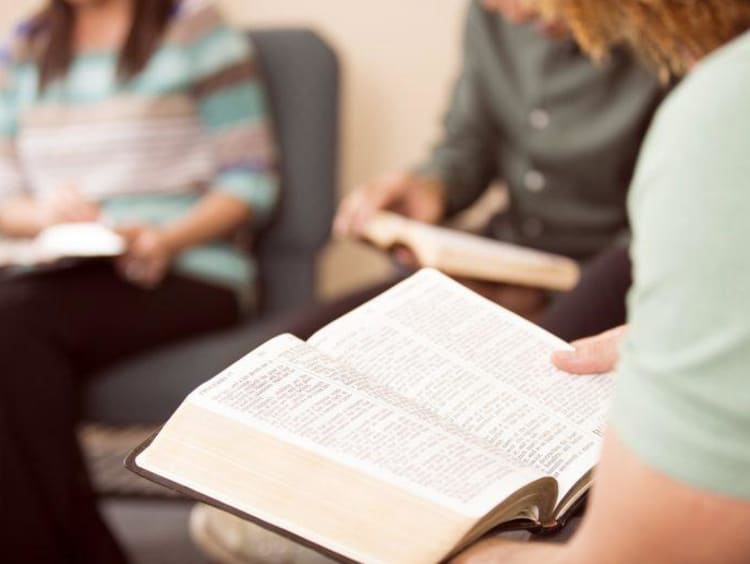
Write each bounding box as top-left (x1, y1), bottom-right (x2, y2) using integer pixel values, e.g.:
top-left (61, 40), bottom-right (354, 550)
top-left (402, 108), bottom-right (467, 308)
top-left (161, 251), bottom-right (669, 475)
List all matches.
top-left (453, 538), bottom-right (568, 564)
top-left (0, 196), bottom-right (45, 238)
top-left (158, 191), bottom-right (251, 254)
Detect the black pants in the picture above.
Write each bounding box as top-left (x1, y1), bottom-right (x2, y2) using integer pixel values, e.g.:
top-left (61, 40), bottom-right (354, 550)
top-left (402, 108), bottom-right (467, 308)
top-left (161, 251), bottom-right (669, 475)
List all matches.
top-left (0, 262), bottom-right (239, 564)
top-left (540, 244), bottom-right (632, 341)
top-left (283, 244), bottom-right (631, 343)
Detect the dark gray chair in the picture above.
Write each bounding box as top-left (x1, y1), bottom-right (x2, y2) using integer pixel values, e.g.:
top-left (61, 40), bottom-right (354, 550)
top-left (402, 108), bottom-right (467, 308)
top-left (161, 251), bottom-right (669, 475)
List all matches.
top-left (83, 29), bottom-right (339, 426)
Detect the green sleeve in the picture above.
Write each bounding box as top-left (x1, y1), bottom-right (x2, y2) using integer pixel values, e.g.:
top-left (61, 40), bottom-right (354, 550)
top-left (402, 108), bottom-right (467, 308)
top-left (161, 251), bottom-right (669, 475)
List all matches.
top-left (612, 50), bottom-right (750, 499)
top-left (414, 1), bottom-right (499, 216)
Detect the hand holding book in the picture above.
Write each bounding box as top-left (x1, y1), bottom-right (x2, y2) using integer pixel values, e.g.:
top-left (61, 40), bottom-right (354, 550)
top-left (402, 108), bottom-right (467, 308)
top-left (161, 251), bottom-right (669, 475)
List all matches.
top-left (358, 211), bottom-right (581, 292)
top-left (333, 173), bottom-right (446, 238)
top-left (552, 326), bottom-right (627, 375)
top-left (128, 269), bottom-right (613, 563)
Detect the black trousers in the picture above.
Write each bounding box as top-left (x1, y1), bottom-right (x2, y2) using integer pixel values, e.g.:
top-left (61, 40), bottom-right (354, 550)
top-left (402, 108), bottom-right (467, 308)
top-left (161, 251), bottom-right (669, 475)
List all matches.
top-left (0, 262), bottom-right (239, 564)
top-left (539, 243), bottom-right (632, 342)
top-left (283, 244), bottom-right (632, 343)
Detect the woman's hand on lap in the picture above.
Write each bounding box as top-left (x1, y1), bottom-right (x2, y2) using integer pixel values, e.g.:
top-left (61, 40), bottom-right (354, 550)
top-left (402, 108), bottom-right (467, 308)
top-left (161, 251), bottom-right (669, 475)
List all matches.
top-left (116, 225), bottom-right (175, 289)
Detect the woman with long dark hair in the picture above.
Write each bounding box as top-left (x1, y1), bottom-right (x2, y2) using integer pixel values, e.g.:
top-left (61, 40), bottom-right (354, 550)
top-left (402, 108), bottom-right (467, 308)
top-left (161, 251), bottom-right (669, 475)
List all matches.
top-left (0, 0), bottom-right (277, 561)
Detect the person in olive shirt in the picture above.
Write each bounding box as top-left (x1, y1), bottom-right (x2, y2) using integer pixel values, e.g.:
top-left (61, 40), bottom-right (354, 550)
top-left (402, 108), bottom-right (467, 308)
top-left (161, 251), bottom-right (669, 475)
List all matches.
top-left (334, 0), bottom-right (665, 341)
top-left (455, 0), bottom-right (750, 560)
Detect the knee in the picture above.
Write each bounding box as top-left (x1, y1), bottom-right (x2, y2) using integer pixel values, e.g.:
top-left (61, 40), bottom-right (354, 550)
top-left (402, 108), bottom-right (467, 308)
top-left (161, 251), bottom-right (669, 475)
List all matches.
top-left (0, 284), bottom-right (51, 365)
top-left (0, 281), bottom-right (69, 385)
top-left (0, 320), bottom-right (72, 409)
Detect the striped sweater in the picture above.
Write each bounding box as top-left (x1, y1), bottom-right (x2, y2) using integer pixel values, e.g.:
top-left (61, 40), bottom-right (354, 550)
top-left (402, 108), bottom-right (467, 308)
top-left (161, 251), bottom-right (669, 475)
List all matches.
top-left (0, 0), bottom-right (278, 305)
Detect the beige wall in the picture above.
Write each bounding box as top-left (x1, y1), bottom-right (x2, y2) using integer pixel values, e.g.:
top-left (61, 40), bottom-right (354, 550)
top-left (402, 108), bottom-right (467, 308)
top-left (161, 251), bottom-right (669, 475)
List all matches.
top-left (0, 3), bottom-right (35, 33)
top-left (0, 0), bottom-right (467, 297)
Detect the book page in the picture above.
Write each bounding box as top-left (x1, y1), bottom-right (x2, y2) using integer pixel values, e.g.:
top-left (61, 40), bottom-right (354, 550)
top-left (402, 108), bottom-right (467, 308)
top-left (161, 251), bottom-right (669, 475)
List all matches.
top-left (309, 269), bottom-right (613, 503)
top-left (188, 333), bottom-right (546, 518)
top-left (0, 240), bottom-right (41, 268)
top-left (364, 212), bottom-right (568, 267)
top-left (137, 403), bottom-right (480, 564)
top-left (0, 223), bottom-right (124, 268)
top-left (362, 212), bottom-right (580, 290)
top-left (412, 221), bottom-right (567, 266)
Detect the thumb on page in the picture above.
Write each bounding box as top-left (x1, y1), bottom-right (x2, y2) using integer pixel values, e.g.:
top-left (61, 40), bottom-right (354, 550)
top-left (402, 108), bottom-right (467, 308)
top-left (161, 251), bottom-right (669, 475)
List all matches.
top-left (552, 326), bottom-right (627, 375)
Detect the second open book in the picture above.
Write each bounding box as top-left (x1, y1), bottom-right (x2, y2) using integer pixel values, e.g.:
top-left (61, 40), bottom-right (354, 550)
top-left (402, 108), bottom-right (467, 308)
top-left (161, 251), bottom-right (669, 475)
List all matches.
top-left (129, 269), bottom-right (613, 564)
top-left (361, 211), bottom-right (581, 291)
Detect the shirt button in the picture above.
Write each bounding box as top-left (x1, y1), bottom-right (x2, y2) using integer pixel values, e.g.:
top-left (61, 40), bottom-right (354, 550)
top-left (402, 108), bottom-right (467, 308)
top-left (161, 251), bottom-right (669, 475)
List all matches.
top-left (529, 108), bottom-right (550, 130)
top-left (522, 217), bottom-right (544, 238)
top-left (523, 170), bottom-right (546, 193)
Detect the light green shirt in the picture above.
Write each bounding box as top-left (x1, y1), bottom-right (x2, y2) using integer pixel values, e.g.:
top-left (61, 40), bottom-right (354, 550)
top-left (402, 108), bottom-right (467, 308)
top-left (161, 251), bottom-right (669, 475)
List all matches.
top-left (612, 31), bottom-right (750, 498)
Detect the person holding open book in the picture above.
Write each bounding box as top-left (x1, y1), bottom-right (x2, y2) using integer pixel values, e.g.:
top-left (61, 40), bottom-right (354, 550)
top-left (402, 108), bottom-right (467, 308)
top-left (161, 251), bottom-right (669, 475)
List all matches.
top-left (333, 0), bottom-right (665, 342)
top-left (451, 1), bottom-right (750, 562)
top-left (0, 0), bottom-right (277, 562)
top-left (171, 1), bottom-right (750, 563)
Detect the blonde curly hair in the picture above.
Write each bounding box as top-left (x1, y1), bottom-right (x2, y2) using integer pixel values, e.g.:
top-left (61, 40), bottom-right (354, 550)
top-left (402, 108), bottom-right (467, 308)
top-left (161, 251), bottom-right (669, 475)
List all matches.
top-left (532, 0), bottom-right (750, 79)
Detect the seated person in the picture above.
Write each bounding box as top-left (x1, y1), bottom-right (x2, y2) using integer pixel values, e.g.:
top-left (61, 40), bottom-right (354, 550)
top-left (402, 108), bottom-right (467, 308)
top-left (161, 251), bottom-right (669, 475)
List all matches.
top-left (456, 0), bottom-right (750, 561)
top-left (187, 2), bottom-right (667, 561)
top-left (190, 2), bottom-right (750, 563)
top-left (334, 0), bottom-right (665, 342)
top-left (0, 0), bottom-right (277, 562)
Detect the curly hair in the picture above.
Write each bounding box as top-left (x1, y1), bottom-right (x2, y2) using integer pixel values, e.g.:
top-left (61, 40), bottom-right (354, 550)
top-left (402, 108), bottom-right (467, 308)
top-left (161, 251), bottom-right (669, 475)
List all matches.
top-left (533, 0), bottom-right (750, 79)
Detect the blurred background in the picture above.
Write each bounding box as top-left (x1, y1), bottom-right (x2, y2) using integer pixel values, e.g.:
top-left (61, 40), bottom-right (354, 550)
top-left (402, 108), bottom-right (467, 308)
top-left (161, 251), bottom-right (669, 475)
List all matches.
top-left (0, 0), bottom-right (466, 298)
top-left (1, 2), bottom-right (664, 562)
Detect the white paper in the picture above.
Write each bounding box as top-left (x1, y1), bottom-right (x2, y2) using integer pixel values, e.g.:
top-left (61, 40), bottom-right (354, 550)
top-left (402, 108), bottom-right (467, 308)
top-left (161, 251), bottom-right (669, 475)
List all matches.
top-left (190, 334), bottom-right (541, 517)
top-left (37, 223), bottom-right (125, 258)
top-left (309, 269), bottom-right (613, 502)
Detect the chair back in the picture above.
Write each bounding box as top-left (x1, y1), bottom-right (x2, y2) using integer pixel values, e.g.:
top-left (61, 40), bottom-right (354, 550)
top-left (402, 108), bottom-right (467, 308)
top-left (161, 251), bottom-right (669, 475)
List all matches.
top-left (250, 30), bottom-right (340, 313)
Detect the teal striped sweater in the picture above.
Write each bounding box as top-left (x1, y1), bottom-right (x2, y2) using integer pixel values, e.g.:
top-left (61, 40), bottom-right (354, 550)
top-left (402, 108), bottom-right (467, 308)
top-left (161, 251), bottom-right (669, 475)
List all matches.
top-left (0, 0), bottom-right (279, 307)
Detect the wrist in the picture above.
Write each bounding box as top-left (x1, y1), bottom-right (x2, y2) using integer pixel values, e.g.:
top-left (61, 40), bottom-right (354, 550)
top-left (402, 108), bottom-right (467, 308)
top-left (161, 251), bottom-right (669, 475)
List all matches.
top-left (7, 200), bottom-right (51, 237)
top-left (34, 207), bottom-right (55, 231)
top-left (155, 226), bottom-right (184, 257)
top-left (427, 176), bottom-right (448, 209)
top-left (412, 175), bottom-right (448, 224)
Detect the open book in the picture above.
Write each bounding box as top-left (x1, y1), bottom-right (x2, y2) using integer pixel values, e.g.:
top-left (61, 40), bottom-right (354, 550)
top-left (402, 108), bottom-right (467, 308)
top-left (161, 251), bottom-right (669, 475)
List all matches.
top-left (361, 211), bottom-right (580, 291)
top-left (0, 223), bottom-right (125, 270)
top-left (128, 269), bottom-right (612, 564)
